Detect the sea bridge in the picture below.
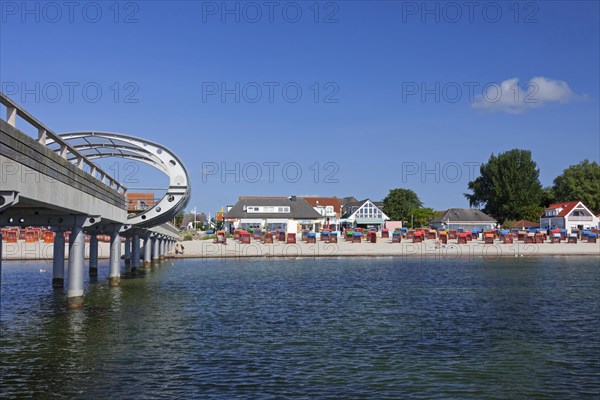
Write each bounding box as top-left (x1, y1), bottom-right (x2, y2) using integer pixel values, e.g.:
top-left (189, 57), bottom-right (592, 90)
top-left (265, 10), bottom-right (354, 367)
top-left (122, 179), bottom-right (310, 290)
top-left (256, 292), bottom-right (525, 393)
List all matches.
top-left (0, 92), bottom-right (190, 308)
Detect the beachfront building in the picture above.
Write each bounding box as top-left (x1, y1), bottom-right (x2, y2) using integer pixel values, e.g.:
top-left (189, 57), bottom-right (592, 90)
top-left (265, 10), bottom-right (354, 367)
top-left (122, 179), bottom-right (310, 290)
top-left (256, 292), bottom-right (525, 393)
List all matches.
top-left (540, 201), bottom-right (599, 231)
top-left (126, 192), bottom-right (155, 212)
top-left (340, 199), bottom-right (389, 231)
top-left (180, 212), bottom-right (208, 230)
top-left (302, 197), bottom-right (342, 231)
top-left (510, 220), bottom-right (539, 229)
top-left (429, 208), bottom-right (497, 231)
top-left (225, 196), bottom-right (322, 234)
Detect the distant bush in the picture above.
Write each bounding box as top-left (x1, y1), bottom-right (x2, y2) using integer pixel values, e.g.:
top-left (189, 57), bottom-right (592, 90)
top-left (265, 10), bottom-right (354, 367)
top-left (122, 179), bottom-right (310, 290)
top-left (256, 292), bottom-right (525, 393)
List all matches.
top-left (182, 234), bottom-right (193, 241)
top-left (502, 220), bottom-right (517, 229)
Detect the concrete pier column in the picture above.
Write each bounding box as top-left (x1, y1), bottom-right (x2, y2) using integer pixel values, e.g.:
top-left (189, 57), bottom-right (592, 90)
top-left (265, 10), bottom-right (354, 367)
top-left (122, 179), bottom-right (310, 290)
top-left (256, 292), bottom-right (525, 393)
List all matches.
top-left (89, 234), bottom-right (98, 277)
top-left (52, 231), bottom-right (65, 288)
top-left (131, 232), bottom-right (140, 272)
top-left (159, 238), bottom-right (165, 260)
top-left (67, 226), bottom-right (85, 310)
top-left (143, 235), bottom-right (151, 267)
top-left (124, 237), bottom-right (131, 264)
top-left (109, 231), bottom-right (121, 287)
top-left (152, 236), bottom-right (160, 261)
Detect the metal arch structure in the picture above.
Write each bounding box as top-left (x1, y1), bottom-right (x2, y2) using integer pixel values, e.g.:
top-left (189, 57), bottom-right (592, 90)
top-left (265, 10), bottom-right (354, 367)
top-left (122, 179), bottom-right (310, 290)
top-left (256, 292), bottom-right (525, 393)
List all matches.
top-left (47, 131), bottom-right (190, 228)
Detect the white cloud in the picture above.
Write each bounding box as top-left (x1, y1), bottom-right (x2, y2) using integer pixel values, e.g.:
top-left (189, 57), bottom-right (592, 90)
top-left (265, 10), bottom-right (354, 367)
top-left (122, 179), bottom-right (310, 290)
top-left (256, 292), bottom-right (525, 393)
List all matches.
top-left (471, 76), bottom-right (585, 113)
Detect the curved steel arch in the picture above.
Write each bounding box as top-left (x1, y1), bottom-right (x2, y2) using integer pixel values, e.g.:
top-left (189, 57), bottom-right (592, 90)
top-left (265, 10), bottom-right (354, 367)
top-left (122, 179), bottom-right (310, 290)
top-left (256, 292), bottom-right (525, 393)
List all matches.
top-left (50, 131), bottom-right (191, 228)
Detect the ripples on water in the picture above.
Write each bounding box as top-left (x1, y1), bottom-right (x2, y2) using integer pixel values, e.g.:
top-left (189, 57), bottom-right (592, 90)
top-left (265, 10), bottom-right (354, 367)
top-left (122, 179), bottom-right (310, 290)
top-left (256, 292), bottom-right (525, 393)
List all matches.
top-left (1, 257), bottom-right (599, 398)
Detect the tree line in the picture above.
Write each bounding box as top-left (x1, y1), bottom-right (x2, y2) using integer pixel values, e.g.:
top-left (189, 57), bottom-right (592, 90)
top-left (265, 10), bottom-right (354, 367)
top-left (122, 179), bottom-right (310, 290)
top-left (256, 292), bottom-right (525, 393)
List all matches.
top-left (383, 150), bottom-right (599, 226)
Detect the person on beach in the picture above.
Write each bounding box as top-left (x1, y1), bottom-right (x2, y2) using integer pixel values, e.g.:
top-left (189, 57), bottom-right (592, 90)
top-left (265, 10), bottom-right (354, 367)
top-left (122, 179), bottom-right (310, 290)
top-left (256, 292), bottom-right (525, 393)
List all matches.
top-left (175, 243), bottom-right (180, 255)
top-left (180, 243), bottom-right (185, 255)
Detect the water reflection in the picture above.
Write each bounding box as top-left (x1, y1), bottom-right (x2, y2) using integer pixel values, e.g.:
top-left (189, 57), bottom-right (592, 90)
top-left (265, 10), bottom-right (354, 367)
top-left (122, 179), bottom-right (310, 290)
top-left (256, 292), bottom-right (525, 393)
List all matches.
top-left (1, 257), bottom-right (599, 399)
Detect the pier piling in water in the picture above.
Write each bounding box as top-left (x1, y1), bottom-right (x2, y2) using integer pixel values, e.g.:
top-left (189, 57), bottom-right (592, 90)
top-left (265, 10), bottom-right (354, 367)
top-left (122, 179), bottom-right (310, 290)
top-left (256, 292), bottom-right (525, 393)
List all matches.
top-left (67, 226), bottom-right (85, 309)
top-left (144, 235), bottom-right (152, 267)
top-left (152, 235), bottom-right (160, 262)
top-left (131, 232), bottom-right (140, 272)
top-left (52, 231), bottom-right (65, 288)
top-left (109, 229), bottom-right (121, 287)
top-left (89, 234), bottom-right (98, 277)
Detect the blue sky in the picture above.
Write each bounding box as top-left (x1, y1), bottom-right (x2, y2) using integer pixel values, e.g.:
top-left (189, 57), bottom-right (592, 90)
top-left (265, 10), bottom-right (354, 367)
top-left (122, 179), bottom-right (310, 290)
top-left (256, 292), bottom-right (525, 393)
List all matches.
top-left (1, 1), bottom-right (598, 215)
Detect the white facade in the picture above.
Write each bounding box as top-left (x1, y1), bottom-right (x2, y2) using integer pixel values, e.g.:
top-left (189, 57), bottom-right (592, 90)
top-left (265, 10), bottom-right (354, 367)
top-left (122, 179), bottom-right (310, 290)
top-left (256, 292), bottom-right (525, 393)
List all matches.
top-left (311, 204), bottom-right (339, 228)
top-left (232, 218), bottom-right (303, 235)
top-left (540, 201), bottom-right (599, 231)
top-left (345, 200), bottom-right (389, 228)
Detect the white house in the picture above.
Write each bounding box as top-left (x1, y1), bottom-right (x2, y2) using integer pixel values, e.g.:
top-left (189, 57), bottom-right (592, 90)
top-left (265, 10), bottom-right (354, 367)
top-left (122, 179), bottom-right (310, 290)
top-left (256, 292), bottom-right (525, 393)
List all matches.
top-left (540, 201), bottom-right (599, 231)
top-left (225, 196), bottom-right (322, 234)
top-left (340, 199), bottom-right (389, 230)
top-left (301, 197), bottom-right (342, 231)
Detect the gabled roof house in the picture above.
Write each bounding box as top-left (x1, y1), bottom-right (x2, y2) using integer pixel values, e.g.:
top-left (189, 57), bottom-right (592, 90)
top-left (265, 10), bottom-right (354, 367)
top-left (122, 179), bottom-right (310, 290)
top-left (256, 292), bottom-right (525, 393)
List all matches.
top-left (301, 196), bottom-right (343, 230)
top-left (126, 193), bottom-right (155, 212)
top-left (226, 196), bottom-right (322, 233)
top-left (430, 208), bottom-right (497, 231)
top-left (341, 199), bottom-right (389, 229)
top-left (540, 201), bottom-right (599, 231)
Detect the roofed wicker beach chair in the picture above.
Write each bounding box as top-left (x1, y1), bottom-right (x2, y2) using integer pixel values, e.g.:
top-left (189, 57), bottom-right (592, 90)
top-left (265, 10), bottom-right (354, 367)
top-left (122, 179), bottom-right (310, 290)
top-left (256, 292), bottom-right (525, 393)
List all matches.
top-left (588, 232), bottom-right (598, 243)
top-left (568, 233), bottom-right (578, 244)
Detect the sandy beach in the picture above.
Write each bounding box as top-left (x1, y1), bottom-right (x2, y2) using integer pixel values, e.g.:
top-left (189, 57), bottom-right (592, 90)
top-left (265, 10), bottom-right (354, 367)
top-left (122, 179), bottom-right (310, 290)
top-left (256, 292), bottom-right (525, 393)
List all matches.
top-left (2, 237), bottom-right (599, 261)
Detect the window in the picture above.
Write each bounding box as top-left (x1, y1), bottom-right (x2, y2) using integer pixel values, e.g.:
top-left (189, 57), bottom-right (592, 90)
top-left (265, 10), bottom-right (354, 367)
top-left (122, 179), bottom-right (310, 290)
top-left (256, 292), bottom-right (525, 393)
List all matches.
top-left (247, 205), bottom-right (289, 213)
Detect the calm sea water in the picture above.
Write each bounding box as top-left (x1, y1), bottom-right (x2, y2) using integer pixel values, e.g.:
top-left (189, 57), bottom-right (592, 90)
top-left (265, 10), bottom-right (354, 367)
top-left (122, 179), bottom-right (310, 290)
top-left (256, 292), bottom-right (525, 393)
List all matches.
top-left (1, 256), bottom-right (599, 399)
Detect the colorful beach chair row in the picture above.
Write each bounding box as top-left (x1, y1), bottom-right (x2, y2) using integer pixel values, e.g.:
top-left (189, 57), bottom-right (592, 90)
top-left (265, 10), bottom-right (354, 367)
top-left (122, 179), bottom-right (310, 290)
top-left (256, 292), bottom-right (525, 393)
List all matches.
top-left (1, 227), bottom-right (112, 244)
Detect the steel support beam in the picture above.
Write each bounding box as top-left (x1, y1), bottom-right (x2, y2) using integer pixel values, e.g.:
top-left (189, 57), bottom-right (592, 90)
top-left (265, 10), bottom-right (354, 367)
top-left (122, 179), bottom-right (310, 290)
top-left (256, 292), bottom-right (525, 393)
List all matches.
top-left (0, 191), bottom-right (19, 212)
top-left (0, 214), bottom-right (100, 228)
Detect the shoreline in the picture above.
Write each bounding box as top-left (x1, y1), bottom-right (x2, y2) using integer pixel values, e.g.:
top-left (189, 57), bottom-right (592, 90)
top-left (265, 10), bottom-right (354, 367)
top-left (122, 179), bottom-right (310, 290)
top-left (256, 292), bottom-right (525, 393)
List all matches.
top-left (2, 239), bottom-right (599, 261)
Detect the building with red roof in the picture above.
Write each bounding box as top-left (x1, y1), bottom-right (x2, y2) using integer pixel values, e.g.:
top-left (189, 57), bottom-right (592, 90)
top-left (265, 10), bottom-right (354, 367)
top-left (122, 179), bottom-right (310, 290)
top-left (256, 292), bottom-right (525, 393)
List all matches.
top-left (511, 220), bottom-right (539, 229)
top-left (126, 193), bottom-right (155, 212)
top-left (301, 197), bottom-right (343, 231)
top-left (540, 201), bottom-right (599, 231)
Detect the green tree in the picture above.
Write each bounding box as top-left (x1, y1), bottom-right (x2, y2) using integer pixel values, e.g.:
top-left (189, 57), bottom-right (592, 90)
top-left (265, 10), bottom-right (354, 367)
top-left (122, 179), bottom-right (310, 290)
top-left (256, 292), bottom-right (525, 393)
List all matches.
top-left (552, 160), bottom-right (600, 214)
top-left (464, 149), bottom-right (543, 223)
top-left (541, 186), bottom-right (556, 208)
top-left (410, 207), bottom-right (436, 228)
top-left (174, 211), bottom-right (185, 227)
top-left (383, 188), bottom-right (423, 221)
